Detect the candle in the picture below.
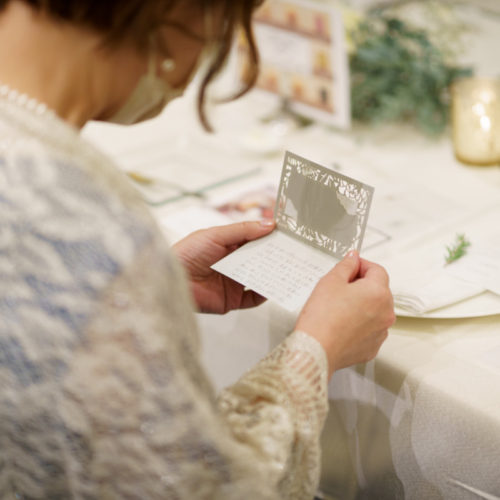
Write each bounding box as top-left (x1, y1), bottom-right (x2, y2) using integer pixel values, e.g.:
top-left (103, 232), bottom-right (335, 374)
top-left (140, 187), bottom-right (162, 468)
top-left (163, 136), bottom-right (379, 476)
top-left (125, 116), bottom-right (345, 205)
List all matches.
top-left (452, 77), bottom-right (500, 166)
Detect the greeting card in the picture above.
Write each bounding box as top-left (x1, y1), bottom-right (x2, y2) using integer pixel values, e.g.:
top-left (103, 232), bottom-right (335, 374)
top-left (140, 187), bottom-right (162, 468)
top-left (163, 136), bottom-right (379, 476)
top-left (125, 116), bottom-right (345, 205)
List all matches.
top-left (212, 152), bottom-right (374, 311)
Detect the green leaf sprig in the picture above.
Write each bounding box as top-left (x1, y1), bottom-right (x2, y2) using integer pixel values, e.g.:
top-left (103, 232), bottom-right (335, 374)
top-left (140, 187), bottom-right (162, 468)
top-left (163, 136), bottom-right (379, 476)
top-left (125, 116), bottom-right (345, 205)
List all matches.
top-left (349, 15), bottom-right (472, 135)
top-left (444, 233), bottom-right (471, 265)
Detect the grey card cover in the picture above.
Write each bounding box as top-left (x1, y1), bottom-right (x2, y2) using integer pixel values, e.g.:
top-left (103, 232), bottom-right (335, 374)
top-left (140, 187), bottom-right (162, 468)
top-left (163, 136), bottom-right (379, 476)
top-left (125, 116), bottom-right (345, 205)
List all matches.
top-left (275, 151), bottom-right (374, 259)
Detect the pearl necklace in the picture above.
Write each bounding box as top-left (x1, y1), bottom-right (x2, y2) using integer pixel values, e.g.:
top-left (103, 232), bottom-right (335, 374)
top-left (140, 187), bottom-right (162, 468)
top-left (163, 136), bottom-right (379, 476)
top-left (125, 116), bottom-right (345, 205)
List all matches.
top-left (0, 81), bottom-right (150, 217)
top-left (0, 82), bottom-right (83, 157)
top-left (0, 83), bottom-right (57, 119)
top-left (0, 82), bottom-right (122, 192)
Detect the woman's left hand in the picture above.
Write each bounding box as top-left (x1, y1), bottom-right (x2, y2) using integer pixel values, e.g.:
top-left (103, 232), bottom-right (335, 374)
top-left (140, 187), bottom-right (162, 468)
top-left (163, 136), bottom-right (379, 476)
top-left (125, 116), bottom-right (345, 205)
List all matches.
top-left (173, 220), bottom-right (276, 314)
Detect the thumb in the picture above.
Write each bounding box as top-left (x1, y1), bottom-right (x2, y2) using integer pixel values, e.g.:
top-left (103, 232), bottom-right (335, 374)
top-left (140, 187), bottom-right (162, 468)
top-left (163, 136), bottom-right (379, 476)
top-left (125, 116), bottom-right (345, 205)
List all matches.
top-left (211, 220), bottom-right (275, 248)
top-left (331, 250), bottom-right (361, 283)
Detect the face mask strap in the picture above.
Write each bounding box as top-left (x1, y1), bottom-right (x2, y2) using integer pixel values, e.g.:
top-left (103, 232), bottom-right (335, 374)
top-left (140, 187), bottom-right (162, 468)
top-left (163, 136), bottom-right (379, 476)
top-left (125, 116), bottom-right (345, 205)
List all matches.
top-left (204, 4), bottom-right (214, 44)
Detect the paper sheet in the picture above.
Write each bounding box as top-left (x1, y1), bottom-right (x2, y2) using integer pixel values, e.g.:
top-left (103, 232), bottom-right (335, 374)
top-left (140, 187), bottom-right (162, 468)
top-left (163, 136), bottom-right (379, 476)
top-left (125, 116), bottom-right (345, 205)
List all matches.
top-left (212, 230), bottom-right (337, 311)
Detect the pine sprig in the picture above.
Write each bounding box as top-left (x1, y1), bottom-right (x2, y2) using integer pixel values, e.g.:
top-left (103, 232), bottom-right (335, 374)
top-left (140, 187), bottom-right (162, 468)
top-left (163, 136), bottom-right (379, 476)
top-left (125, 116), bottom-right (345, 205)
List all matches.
top-left (444, 234), bottom-right (471, 265)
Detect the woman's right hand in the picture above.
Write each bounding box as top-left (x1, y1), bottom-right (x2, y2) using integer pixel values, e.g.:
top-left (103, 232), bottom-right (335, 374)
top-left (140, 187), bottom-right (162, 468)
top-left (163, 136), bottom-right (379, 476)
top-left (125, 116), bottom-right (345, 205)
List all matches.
top-left (295, 251), bottom-right (395, 378)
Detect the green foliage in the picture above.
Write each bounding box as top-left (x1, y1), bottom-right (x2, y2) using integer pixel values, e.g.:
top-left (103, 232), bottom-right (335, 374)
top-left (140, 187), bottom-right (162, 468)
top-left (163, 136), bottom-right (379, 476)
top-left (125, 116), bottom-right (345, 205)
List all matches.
top-left (350, 16), bottom-right (472, 135)
top-left (445, 233), bottom-right (471, 265)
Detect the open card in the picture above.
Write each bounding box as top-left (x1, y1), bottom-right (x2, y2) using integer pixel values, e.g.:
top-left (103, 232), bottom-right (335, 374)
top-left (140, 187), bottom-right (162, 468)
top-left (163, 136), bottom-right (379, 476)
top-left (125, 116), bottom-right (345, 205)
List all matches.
top-left (212, 152), bottom-right (374, 311)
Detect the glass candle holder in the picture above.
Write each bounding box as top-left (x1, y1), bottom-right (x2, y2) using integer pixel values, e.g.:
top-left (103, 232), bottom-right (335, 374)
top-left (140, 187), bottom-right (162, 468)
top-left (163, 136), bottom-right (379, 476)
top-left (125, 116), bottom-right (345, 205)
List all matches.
top-left (452, 77), bottom-right (500, 166)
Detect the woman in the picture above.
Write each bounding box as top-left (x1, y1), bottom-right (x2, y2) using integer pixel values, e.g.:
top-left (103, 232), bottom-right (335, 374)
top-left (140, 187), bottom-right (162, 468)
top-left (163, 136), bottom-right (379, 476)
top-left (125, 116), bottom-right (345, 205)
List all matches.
top-left (0, 1), bottom-right (395, 498)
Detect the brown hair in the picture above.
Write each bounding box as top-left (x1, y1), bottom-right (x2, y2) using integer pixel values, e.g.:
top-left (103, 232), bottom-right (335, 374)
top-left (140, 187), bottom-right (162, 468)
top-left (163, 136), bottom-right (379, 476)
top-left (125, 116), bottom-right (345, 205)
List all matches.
top-left (0, 0), bottom-right (262, 130)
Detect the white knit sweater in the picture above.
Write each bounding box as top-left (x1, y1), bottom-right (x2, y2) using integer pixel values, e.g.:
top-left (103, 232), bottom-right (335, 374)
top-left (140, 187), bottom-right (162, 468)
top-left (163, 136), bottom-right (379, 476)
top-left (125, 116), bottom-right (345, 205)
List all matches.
top-left (0, 96), bottom-right (328, 499)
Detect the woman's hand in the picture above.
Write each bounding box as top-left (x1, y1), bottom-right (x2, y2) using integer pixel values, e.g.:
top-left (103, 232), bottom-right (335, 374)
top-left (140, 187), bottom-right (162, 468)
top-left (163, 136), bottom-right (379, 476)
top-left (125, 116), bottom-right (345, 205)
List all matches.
top-left (296, 251), bottom-right (395, 378)
top-left (173, 220), bottom-right (275, 314)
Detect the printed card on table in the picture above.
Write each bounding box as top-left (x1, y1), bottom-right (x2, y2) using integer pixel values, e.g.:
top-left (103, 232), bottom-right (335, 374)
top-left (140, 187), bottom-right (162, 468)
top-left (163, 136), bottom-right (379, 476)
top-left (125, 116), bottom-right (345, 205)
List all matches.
top-left (238, 0), bottom-right (351, 129)
top-left (212, 152), bottom-right (374, 311)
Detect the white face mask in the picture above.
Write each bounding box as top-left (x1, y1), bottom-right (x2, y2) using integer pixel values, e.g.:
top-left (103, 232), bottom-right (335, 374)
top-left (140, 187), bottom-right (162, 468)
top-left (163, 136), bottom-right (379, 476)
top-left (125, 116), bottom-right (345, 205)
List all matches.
top-left (109, 49), bottom-right (201, 125)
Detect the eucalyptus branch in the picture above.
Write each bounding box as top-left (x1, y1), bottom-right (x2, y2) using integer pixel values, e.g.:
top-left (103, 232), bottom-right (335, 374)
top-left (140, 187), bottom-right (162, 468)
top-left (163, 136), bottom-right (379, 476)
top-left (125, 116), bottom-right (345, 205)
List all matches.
top-left (368, 0), bottom-right (500, 18)
top-left (349, 14), bottom-right (472, 135)
top-left (368, 0), bottom-right (426, 15)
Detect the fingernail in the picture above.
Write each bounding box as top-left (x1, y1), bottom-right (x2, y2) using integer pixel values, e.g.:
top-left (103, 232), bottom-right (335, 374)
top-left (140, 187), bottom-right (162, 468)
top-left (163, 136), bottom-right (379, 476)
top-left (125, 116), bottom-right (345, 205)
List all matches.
top-left (260, 219), bottom-right (275, 227)
top-left (347, 250), bottom-right (358, 258)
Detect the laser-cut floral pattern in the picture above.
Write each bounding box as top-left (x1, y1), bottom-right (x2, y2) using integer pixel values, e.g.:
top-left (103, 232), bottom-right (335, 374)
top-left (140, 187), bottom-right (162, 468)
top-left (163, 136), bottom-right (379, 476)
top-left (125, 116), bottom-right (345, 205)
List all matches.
top-left (275, 151), bottom-right (373, 259)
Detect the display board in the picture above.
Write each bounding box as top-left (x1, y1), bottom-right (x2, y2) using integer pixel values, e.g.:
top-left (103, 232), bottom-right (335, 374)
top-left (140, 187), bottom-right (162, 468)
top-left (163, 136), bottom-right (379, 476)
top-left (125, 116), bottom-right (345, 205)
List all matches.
top-left (239, 0), bottom-right (351, 129)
